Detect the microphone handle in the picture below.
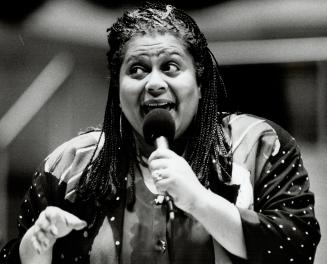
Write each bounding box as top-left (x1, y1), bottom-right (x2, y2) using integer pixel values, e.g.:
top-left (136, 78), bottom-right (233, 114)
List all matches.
top-left (155, 136), bottom-right (175, 220)
top-left (165, 195), bottom-right (175, 220)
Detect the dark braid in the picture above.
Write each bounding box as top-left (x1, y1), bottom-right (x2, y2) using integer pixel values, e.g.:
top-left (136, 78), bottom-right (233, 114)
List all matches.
top-left (77, 2), bottom-right (232, 205)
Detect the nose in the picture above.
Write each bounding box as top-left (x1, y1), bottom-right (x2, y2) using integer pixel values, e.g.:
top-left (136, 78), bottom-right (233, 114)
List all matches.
top-left (145, 69), bottom-right (168, 96)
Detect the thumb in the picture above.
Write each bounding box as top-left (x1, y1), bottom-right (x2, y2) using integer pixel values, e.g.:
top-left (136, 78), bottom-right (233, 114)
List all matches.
top-left (63, 212), bottom-right (87, 230)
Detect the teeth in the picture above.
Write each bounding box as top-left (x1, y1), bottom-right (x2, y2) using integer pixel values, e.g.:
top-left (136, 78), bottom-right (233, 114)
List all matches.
top-left (143, 102), bottom-right (174, 113)
top-left (148, 103), bottom-right (168, 107)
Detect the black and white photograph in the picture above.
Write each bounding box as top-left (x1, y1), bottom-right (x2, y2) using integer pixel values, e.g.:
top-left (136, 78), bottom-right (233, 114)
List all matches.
top-left (0, 0), bottom-right (326, 263)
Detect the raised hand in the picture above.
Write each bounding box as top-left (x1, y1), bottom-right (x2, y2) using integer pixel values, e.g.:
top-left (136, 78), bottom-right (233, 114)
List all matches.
top-left (30, 206), bottom-right (87, 254)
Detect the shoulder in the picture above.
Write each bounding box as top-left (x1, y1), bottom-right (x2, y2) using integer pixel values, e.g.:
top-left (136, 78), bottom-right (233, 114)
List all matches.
top-left (222, 113), bottom-right (300, 179)
top-left (223, 113), bottom-right (296, 155)
top-left (44, 131), bottom-right (104, 183)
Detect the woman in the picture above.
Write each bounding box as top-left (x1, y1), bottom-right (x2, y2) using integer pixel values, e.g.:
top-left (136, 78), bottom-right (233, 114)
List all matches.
top-left (0, 3), bottom-right (320, 264)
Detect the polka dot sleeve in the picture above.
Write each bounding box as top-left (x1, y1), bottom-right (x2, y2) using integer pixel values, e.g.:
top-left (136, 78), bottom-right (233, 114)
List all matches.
top-left (238, 134), bottom-right (321, 264)
top-left (0, 163), bottom-right (60, 264)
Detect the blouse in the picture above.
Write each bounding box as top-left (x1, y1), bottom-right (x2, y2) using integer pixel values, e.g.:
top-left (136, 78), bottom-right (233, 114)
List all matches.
top-left (0, 113), bottom-right (321, 264)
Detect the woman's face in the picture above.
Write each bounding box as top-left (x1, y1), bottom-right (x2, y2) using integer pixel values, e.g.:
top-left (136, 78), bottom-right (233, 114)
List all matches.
top-left (119, 33), bottom-right (201, 140)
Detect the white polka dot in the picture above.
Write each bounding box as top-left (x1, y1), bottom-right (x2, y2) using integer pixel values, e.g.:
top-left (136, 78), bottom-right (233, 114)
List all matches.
top-left (301, 244), bottom-right (304, 248)
top-left (290, 258), bottom-right (294, 262)
top-left (272, 216), bottom-right (276, 220)
top-left (110, 217), bottom-right (115, 221)
top-left (267, 250), bottom-right (271, 254)
top-left (266, 170), bottom-right (270, 174)
top-left (287, 237), bottom-right (291, 241)
top-left (309, 207), bottom-right (312, 210)
top-left (257, 197), bottom-right (260, 201)
top-left (309, 257), bottom-right (312, 260)
top-left (116, 196), bottom-right (120, 201)
top-left (279, 225), bottom-right (283, 228)
top-left (61, 254), bottom-right (65, 259)
top-left (282, 151), bottom-right (286, 154)
top-left (267, 224), bottom-right (271, 228)
top-left (74, 257), bottom-right (78, 262)
top-left (83, 231), bottom-right (88, 238)
top-left (305, 231), bottom-right (309, 235)
top-left (264, 184), bottom-right (268, 188)
top-left (299, 164), bottom-right (302, 167)
top-left (280, 245), bottom-right (283, 249)
top-left (292, 227), bottom-right (296, 231)
top-left (115, 241), bottom-right (120, 246)
top-left (289, 214), bottom-right (293, 217)
top-left (296, 172), bottom-right (300, 175)
top-left (38, 194), bottom-right (41, 198)
top-left (292, 164), bottom-right (295, 167)
top-left (266, 195), bottom-right (270, 199)
top-left (278, 185), bottom-right (281, 189)
top-left (281, 160), bottom-right (285, 164)
top-left (303, 210), bottom-right (307, 214)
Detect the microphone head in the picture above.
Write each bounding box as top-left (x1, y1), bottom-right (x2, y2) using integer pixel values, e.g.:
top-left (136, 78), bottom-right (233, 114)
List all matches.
top-left (143, 109), bottom-right (176, 146)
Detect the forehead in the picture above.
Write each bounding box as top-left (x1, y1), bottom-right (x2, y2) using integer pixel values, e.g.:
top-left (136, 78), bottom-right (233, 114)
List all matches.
top-left (123, 33), bottom-right (189, 60)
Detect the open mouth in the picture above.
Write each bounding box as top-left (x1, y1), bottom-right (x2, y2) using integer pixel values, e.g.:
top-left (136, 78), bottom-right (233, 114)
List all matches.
top-left (142, 100), bottom-right (176, 115)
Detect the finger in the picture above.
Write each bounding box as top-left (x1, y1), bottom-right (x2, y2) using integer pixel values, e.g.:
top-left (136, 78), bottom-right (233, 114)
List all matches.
top-left (36, 217), bottom-right (51, 233)
top-left (148, 148), bottom-right (174, 162)
top-left (63, 213), bottom-right (87, 230)
top-left (34, 229), bottom-right (50, 251)
top-left (148, 158), bottom-right (169, 171)
top-left (31, 235), bottom-right (42, 254)
top-left (49, 224), bottom-right (58, 237)
top-left (154, 178), bottom-right (171, 195)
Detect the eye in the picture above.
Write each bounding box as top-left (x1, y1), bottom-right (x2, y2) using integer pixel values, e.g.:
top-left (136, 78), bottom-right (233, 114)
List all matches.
top-left (129, 65), bottom-right (148, 78)
top-left (162, 62), bottom-right (179, 75)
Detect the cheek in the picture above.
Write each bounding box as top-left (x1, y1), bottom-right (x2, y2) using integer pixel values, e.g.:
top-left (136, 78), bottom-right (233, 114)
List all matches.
top-left (119, 79), bottom-right (139, 106)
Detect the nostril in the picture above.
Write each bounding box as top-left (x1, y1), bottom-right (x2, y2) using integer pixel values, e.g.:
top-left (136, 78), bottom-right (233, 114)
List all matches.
top-left (146, 85), bottom-right (168, 96)
top-left (148, 88), bottom-right (166, 96)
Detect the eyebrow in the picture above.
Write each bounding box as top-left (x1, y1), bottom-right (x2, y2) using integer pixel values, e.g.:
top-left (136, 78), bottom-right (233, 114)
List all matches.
top-left (125, 49), bottom-right (184, 64)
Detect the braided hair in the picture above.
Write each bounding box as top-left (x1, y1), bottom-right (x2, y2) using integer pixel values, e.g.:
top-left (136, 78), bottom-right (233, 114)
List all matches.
top-left (77, 2), bottom-right (232, 206)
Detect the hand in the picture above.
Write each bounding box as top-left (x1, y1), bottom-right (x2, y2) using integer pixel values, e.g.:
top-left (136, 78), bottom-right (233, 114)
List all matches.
top-left (31, 206), bottom-right (87, 254)
top-left (148, 148), bottom-right (207, 213)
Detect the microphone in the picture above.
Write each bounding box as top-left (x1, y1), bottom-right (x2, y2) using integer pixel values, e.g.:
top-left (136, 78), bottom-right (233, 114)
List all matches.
top-left (143, 108), bottom-right (176, 220)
